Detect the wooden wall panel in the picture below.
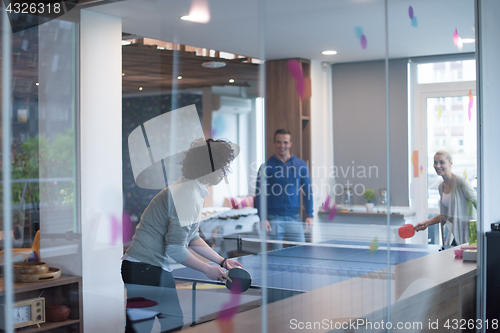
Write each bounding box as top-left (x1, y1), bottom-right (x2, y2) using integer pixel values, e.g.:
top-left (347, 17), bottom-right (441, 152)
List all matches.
top-left (265, 58), bottom-right (311, 164)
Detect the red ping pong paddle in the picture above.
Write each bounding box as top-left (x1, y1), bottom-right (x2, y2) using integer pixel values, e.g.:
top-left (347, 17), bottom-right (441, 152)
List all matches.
top-left (398, 224), bottom-right (416, 239)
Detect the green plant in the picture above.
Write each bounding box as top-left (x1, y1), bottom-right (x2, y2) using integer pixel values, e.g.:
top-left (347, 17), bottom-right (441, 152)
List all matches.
top-left (363, 188), bottom-right (375, 203)
top-left (10, 130), bottom-right (76, 209)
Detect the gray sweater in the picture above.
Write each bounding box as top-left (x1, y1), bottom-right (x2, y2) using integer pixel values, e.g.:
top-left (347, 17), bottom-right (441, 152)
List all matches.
top-left (439, 174), bottom-right (477, 245)
top-left (125, 178), bottom-right (205, 270)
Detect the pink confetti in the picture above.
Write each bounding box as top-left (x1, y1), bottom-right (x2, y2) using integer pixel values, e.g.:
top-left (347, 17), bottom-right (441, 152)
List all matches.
top-left (328, 204), bottom-right (337, 221)
top-left (360, 35), bottom-right (367, 50)
top-left (323, 195), bottom-right (331, 211)
top-left (217, 280), bottom-right (242, 322)
top-left (408, 6), bottom-right (414, 19)
top-left (453, 29), bottom-right (459, 46)
top-left (468, 98), bottom-right (473, 121)
top-left (110, 215), bottom-right (121, 245)
top-left (287, 60), bottom-right (305, 100)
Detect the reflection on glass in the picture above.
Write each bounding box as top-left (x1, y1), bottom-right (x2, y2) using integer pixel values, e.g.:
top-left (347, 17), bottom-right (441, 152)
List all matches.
top-left (2, 17), bottom-right (80, 333)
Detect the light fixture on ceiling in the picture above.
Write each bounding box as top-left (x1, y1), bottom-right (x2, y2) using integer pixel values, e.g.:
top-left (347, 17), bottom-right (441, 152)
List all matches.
top-left (180, 0), bottom-right (211, 23)
top-left (461, 38), bottom-right (475, 44)
top-left (202, 61), bottom-right (226, 68)
top-left (122, 41), bottom-right (132, 46)
top-left (177, 76), bottom-right (182, 80)
top-left (322, 50), bottom-right (337, 55)
top-left (139, 87), bottom-right (143, 91)
top-left (229, 79), bottom-right (235, 83)
top-left (35, 83), bottom-right (39, 86)
top-left (179, 13), bottom-right (209, 23)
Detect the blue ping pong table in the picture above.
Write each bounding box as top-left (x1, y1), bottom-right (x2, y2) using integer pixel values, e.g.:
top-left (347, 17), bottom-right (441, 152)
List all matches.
top-left (172, 239), bottom-right (443, 324)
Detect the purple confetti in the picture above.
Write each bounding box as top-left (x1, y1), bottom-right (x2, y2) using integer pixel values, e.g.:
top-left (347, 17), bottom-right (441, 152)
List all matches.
top-left (328, 204), bottom-right (337, 221)
top-left (409, 6), bottom-right (414, 19)
top-left (360, 35), bottom-right (367, 50)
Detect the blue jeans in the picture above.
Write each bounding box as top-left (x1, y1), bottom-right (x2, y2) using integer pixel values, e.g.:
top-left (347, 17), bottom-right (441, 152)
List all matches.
top-left (267, 214), bottom-right (305, 250)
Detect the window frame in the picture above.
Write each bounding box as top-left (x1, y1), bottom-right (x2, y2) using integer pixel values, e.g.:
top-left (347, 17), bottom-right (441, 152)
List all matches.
top-left (408, 59), bottom-right (476, 244)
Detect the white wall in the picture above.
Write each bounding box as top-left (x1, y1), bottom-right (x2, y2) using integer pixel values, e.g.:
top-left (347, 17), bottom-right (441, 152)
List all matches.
top-left (80, 10), bottom-right (124, 332)
top-left (310, 60), bottom-right (334, 222)
top-left (331, 60), bottom-right (409, 206)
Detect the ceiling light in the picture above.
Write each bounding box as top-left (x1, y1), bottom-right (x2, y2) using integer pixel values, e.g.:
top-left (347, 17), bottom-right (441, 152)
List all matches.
top-left (461, 38), bottom-right (475, 44)
top-left (122, 41), bottom-right (131, 46)
top-left (177, 76), bottom-right (182, 80)
top-left (139, 87), bottom-right (143, 91)
top-left (180, 13), bottom-right (209, 23)
top-left (35, 82), bottom-right (39, 86)
top-left (322, 50), bottom-right (337, 55)
top-left (201, 61), bottom-right (226, 68)
top-left (180, 1), bottom-right (210, 23)
top-left (229, 79), bottom-right (234, 83)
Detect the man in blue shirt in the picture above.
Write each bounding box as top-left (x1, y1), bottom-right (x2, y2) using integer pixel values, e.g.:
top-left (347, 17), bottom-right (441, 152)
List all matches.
top-left (256, 129), bottom-right (313, 249)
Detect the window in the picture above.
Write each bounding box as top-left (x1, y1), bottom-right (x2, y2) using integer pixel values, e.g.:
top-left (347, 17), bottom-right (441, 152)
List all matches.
top-left (417, 60), bottom-right (476, 84)
top-left (410, 59), bottom-right (476, 243)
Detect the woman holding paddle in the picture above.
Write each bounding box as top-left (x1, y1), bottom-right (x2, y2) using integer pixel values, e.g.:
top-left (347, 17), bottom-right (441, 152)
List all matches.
top-left (415, 149), bottom-right (477, 246)
top-left (122, 139), bottom-right (242, 332)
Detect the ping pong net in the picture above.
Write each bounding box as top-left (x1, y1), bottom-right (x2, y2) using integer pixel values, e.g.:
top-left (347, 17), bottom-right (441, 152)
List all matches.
top-left (223, 235), bottom-right (435, 254)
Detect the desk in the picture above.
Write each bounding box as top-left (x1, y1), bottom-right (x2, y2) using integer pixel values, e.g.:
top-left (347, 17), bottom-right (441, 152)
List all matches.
top-left (173, 240), bottom-right (443, 325)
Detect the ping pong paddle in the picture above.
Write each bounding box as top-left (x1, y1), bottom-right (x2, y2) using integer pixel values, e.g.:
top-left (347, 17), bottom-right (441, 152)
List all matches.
top-left (398, 224), bottom-right (416, 239)
top-left (225, 268), bottom-right (252, 293)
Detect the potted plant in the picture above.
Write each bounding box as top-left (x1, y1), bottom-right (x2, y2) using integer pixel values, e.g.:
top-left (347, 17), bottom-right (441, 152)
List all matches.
top-left (363, 189), bottom-right (375, 212)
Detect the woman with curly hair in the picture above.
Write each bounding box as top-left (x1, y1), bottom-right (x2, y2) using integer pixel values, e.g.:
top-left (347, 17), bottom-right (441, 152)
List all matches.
top-left (122, 138), bottom-right (241, 332)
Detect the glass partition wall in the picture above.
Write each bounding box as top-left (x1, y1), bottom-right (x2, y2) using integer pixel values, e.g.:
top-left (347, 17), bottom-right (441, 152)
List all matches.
top-left (1, 11), bottom-right (81, 333)
top-left (1, 0), bottom-right (482, 332)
